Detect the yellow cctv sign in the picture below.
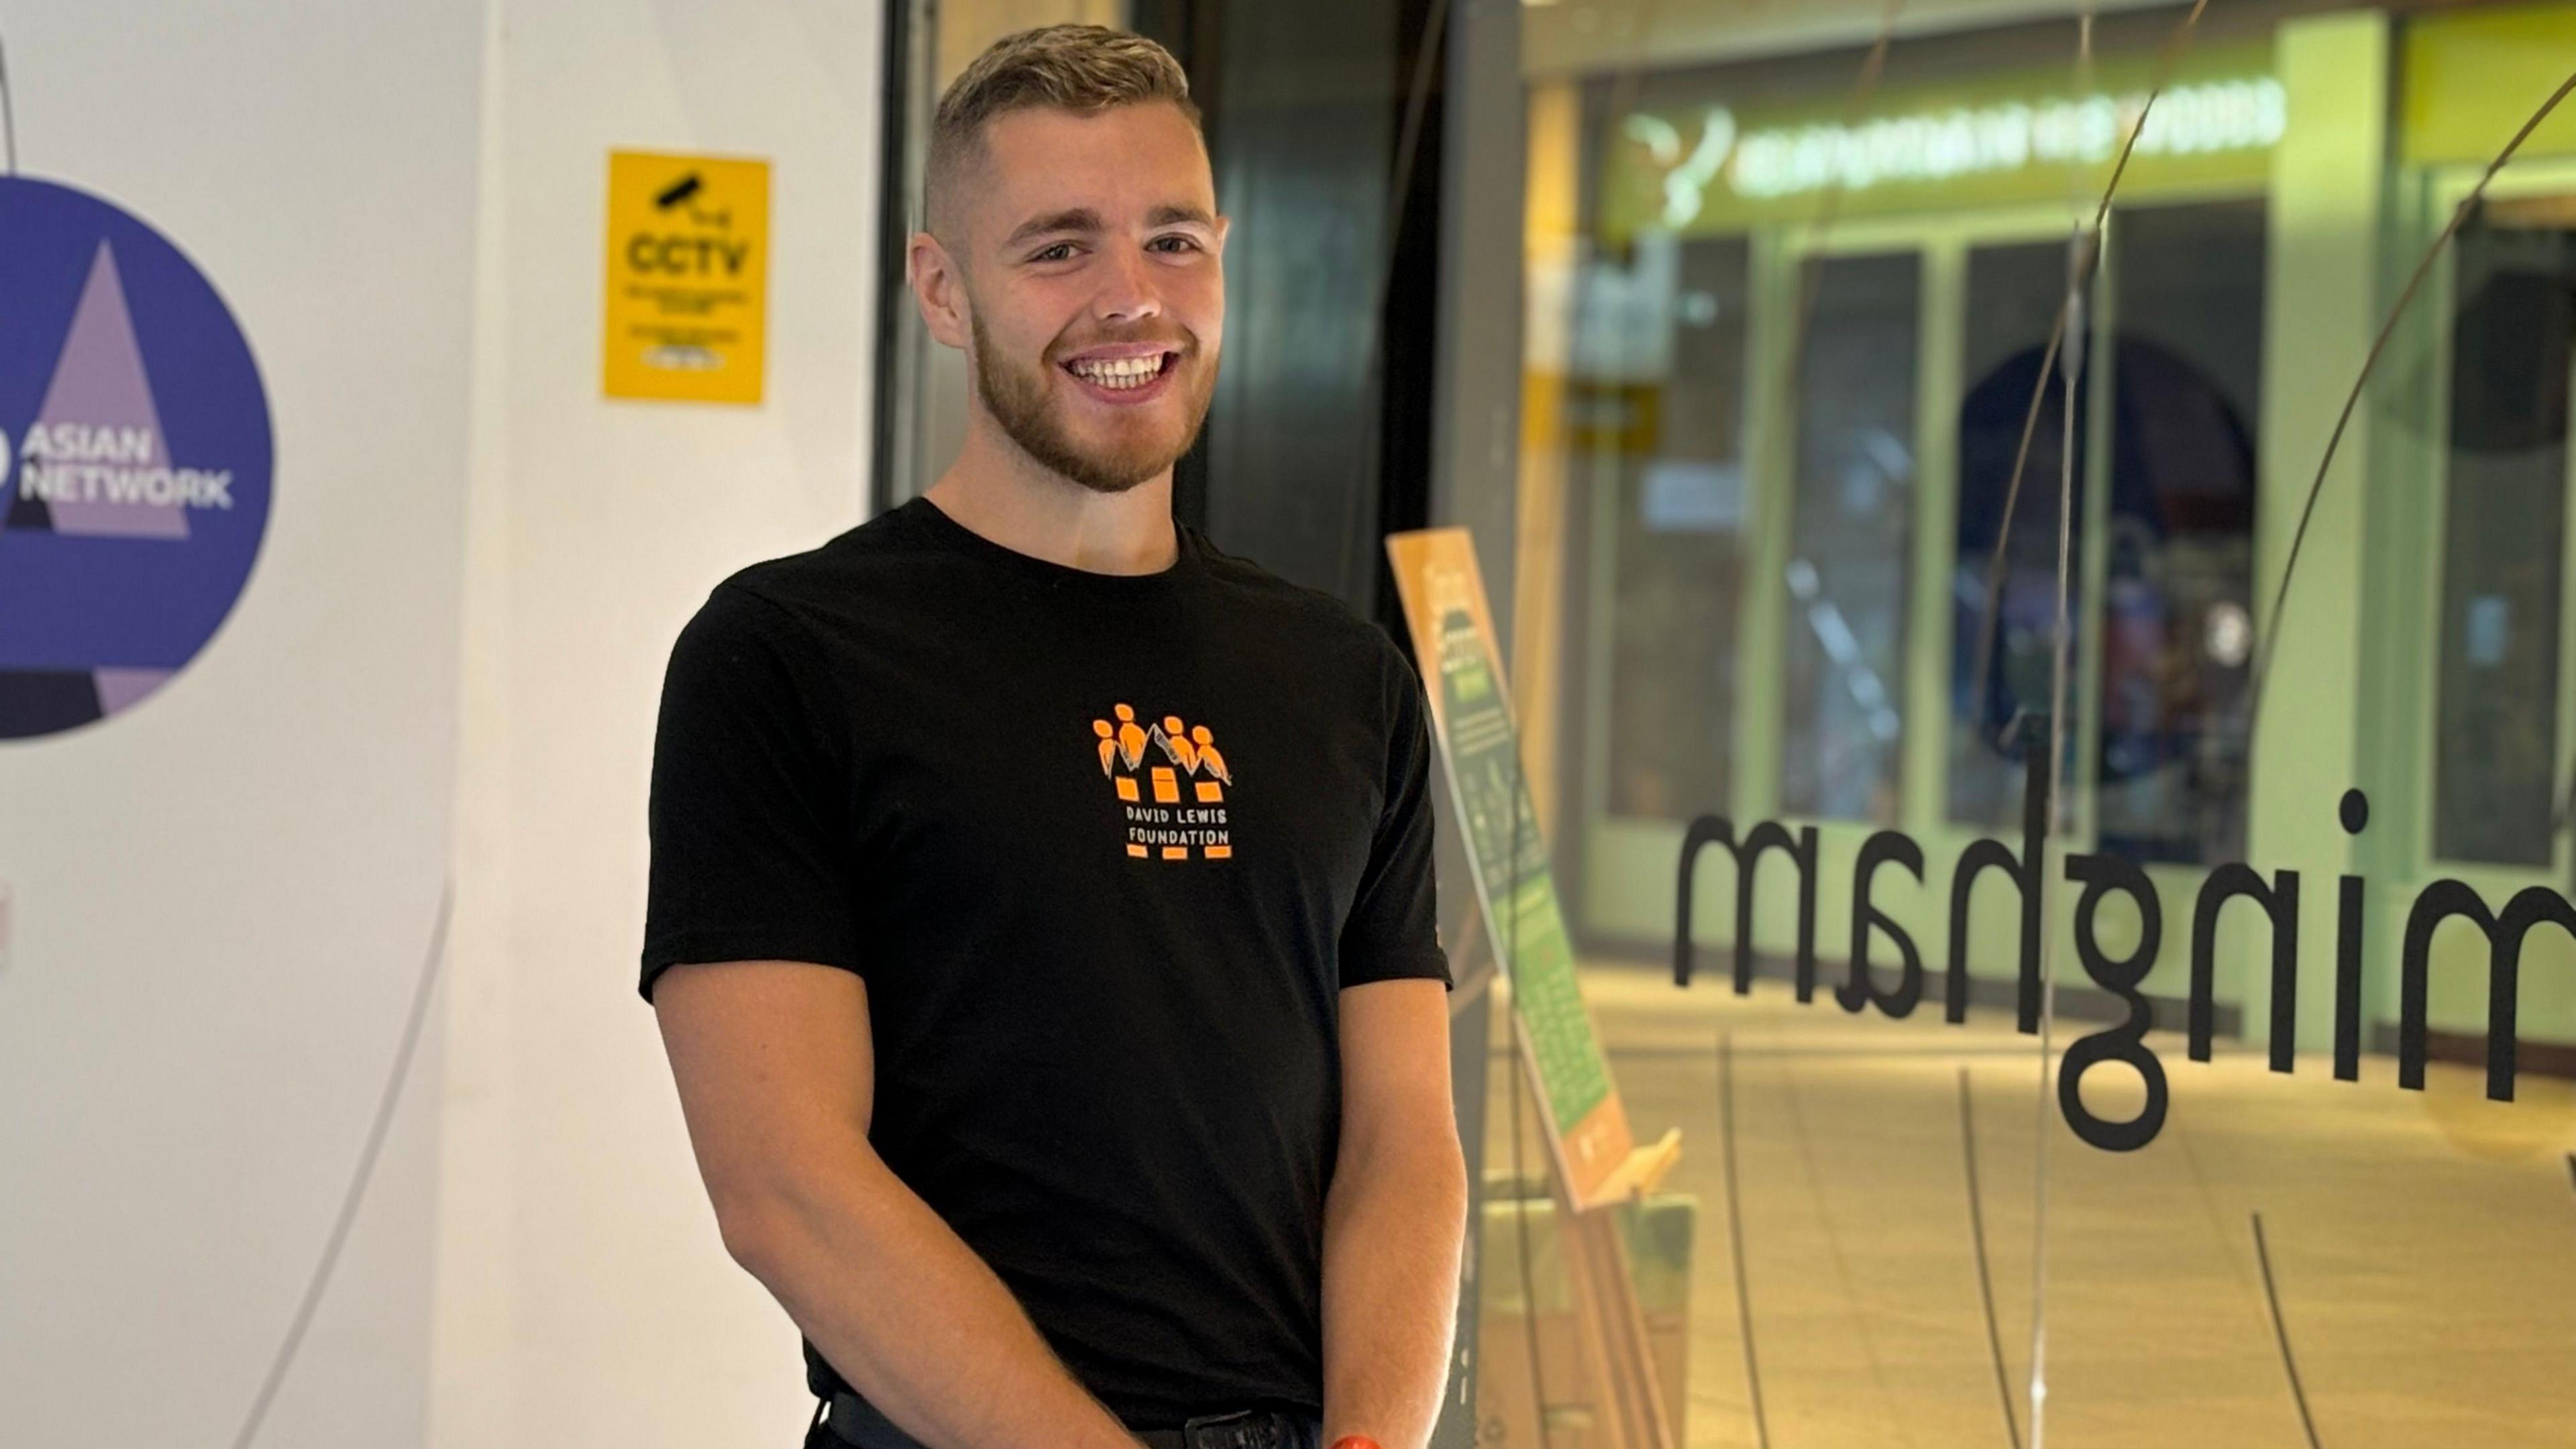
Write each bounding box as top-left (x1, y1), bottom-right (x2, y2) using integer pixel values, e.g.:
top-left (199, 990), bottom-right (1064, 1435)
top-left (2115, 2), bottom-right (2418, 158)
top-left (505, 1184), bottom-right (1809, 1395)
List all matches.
top-left (603, 151), bottom-right (768, 404)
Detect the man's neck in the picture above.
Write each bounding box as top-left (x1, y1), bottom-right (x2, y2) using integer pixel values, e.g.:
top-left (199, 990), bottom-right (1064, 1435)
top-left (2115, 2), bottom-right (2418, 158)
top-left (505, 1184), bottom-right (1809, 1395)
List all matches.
top-left (922, 423), bottom-right (1179, 576)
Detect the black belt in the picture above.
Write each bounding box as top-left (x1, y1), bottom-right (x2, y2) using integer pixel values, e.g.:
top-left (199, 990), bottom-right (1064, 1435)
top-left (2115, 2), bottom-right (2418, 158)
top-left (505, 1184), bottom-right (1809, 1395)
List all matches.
top-left (1136, 1407), bottom-right (1315, 1449)
top-left (825, 1390), bottom-right (1317, 1449)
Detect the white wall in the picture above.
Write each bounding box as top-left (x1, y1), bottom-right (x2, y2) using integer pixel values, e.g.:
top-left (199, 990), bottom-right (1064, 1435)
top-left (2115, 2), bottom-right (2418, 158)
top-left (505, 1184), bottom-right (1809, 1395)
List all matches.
top-left (0, 3), bottom-right (485, 1446)
top-left (434, 2), bottom-right (885, 1447)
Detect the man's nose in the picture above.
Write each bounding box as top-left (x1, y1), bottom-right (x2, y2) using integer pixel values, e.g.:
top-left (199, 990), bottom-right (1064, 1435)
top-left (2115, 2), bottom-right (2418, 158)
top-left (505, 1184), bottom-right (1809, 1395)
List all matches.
top-left (1094, 246), bottom-right (1164, 325)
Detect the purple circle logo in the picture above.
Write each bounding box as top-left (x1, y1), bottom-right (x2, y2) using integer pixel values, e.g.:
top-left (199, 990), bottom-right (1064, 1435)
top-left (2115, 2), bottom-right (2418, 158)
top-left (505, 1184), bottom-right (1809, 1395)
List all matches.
top-left (0, 176), bottom-right (273, 739)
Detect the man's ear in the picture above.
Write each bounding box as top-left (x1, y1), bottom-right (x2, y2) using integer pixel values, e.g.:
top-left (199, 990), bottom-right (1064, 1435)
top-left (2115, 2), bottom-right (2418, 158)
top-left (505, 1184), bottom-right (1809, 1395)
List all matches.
top-left (909, 231), bottom-right (970, 351)
top-left (1213, 213), bottom-right (1232, 258)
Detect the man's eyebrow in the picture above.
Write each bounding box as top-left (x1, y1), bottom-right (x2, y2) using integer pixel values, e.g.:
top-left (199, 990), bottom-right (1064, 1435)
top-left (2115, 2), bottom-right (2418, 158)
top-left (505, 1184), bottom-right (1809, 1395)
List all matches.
top-left (1147, 204), bottom-right (1217, 229)
top-left (1004, 207), bottom-right (1102, 248)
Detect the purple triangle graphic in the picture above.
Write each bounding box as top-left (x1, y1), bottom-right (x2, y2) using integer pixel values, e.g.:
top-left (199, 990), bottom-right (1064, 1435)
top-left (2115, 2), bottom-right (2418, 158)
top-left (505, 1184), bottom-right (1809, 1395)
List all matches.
top-left (33, 242), bottom-right (186, 540)
top-left (94, 666), bottom-right (173, 714)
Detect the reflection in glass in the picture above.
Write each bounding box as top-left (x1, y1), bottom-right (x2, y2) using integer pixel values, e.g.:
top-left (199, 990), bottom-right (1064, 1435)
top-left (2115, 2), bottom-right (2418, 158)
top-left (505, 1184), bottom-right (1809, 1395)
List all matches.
top-left (1951, 241), bottom-right (2088, 829)
top-left (2098, 201), bottom-right (2263, 863)
top-left (1482, 16), bottom-right (2576, 1449)
top-left (1604, 238), bottom-right (1751, 820)
top-left (2434, 198), bottom-right (2575, 867)
top-left (1782, 252), bottom-right (1918, 823)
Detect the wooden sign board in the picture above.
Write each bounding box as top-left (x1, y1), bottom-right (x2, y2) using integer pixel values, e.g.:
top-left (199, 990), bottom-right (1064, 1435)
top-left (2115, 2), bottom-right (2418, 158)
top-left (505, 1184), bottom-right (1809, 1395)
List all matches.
top-left (1387, 527), bottom-right (1672, 1208)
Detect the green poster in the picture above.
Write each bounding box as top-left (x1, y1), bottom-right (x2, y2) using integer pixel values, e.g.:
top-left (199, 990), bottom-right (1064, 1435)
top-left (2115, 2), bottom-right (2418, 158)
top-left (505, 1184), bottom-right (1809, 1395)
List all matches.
top-left (1430, 603), bottom-right (1615, 1134)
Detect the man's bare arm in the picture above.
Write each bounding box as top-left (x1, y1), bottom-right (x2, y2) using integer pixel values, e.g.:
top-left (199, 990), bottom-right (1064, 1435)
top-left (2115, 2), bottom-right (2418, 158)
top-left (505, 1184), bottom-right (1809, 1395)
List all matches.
top-left (1320, 977), bottom-right (1469, 1449)
top-left (653, 959), bottom-right (1140, 1449)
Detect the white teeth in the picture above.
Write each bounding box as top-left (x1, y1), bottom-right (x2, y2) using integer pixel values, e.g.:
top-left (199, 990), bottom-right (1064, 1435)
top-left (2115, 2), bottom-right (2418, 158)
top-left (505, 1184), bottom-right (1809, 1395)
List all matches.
top-left (1071, 356), bottom-right (1161, 390)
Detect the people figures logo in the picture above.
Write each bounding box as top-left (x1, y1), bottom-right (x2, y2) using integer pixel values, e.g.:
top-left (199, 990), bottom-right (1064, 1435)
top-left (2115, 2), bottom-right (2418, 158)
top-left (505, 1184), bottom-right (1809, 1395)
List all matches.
top-left (0, 176), bottom-right (273, 739)
top-left (1092, 703), bottom-right (1232, 861)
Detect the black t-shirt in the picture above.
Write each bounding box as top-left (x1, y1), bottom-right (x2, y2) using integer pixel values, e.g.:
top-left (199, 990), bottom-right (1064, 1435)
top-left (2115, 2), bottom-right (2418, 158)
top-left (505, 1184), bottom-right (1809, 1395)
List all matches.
top-left (639, 496), bottom-right (1452, 1428)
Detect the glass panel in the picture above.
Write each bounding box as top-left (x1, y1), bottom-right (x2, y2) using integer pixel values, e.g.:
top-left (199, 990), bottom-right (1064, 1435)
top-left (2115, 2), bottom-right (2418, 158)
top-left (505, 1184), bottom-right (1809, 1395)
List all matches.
top-left (2433, 199), bottom-right (2573, 867)
top-left (1781, 251), bottom-right (1919, 824)
top-left (1950, 239), bottom-right (2088, 830)
top-left (2098, 200), bottom-right (2265, 863)
top-left (1454, 9), bottom-right (2576, 1449)
top-left (1603, 237), bottom-right (1752, 820)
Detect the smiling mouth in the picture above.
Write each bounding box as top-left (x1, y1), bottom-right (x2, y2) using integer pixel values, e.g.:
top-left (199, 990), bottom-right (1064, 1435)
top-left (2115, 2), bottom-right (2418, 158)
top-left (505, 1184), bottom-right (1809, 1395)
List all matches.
top-left (1062, 352), bottom-right (1177, 392)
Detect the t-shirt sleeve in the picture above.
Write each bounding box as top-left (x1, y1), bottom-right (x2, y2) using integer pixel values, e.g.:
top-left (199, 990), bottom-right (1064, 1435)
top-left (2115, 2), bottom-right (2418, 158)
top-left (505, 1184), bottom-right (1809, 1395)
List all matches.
top-left (639, 582), bottom-right (866, 1004)
top-left (1338, 635), bottom-right (1454, 991)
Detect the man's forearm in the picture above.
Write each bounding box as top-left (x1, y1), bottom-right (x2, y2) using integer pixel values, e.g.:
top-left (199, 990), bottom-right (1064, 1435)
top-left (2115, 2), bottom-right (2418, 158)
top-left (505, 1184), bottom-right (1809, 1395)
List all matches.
top-left (1319, 1127), bottom-right (1470, 1449)
top-left (728, 1136), bottom-right (1138, 1449)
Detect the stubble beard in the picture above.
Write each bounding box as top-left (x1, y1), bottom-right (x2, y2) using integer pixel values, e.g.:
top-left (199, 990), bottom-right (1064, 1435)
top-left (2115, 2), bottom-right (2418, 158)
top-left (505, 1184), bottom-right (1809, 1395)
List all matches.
top-left (969, 308), bottom-right (1217, 496)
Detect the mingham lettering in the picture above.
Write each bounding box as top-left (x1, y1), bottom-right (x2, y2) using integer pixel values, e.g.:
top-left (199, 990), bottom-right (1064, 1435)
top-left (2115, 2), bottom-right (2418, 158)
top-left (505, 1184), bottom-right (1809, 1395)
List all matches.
top-left (1675, 743), bottom-right (2571, 1151)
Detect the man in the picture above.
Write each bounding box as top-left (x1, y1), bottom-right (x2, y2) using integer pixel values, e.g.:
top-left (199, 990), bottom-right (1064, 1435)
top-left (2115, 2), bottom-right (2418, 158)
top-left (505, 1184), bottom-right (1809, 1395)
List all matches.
top-left (640, 24), bottom-right (1467, 1449)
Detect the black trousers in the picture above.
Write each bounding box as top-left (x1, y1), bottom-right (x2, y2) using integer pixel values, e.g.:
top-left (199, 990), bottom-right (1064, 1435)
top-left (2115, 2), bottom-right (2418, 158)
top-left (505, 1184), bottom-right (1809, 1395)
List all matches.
top-left (804, 1390), bottom-right (1324, 1449)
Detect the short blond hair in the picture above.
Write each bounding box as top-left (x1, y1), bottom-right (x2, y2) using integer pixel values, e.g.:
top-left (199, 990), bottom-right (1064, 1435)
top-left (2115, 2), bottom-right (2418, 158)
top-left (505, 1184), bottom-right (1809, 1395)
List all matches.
top-left (926, 24), bottom-right (1201, 237)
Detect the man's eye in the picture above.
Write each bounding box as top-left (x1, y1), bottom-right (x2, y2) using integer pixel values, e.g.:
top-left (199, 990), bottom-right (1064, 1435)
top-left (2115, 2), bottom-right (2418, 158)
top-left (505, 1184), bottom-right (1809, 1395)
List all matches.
top-left (1032, 242), bottom-right (1077, 262)
top-left (1148, 235), bottom-right (1200, 254)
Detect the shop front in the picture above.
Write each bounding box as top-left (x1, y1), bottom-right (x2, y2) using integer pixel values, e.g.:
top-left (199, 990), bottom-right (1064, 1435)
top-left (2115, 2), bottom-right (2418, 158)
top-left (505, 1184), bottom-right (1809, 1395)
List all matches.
top-left (1532, 2), bottom-right (2576, 1074)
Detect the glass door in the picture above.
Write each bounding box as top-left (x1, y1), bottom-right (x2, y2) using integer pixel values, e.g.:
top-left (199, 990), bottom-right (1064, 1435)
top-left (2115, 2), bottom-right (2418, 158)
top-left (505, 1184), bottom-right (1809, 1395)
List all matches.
top-left (1776, 246), bottom-right (1925, 827)
top-left (2427, 182), bottom-right (2576, 879)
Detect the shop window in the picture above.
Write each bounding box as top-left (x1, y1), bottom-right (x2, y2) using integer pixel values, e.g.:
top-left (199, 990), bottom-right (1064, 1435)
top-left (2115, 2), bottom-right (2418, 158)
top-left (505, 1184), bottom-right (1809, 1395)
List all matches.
top-left (1781, 251), bottom-right (1919, 824)
top-left (1945, 207), bottom-right (2261, 859)
top-left (1951, 240), bottom-right (2089, 830)
top-left (1603, 237), bottom-right (1752, 820)
top-left (2434, 200), bottom-right (2575, 867)
top-left (2097, 200), bottom-right (2264, 864)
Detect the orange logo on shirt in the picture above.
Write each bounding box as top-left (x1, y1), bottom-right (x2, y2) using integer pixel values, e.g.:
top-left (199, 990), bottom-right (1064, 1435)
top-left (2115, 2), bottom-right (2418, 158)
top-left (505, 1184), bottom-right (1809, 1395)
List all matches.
top-left (1091, 703), bottom-right (1233, 861)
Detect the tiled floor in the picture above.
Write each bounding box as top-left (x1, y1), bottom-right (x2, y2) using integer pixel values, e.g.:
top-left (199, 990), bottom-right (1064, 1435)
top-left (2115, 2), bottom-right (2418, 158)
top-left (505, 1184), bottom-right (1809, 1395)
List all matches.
top-left (1477, 962), bottom-right (2576, 1448)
